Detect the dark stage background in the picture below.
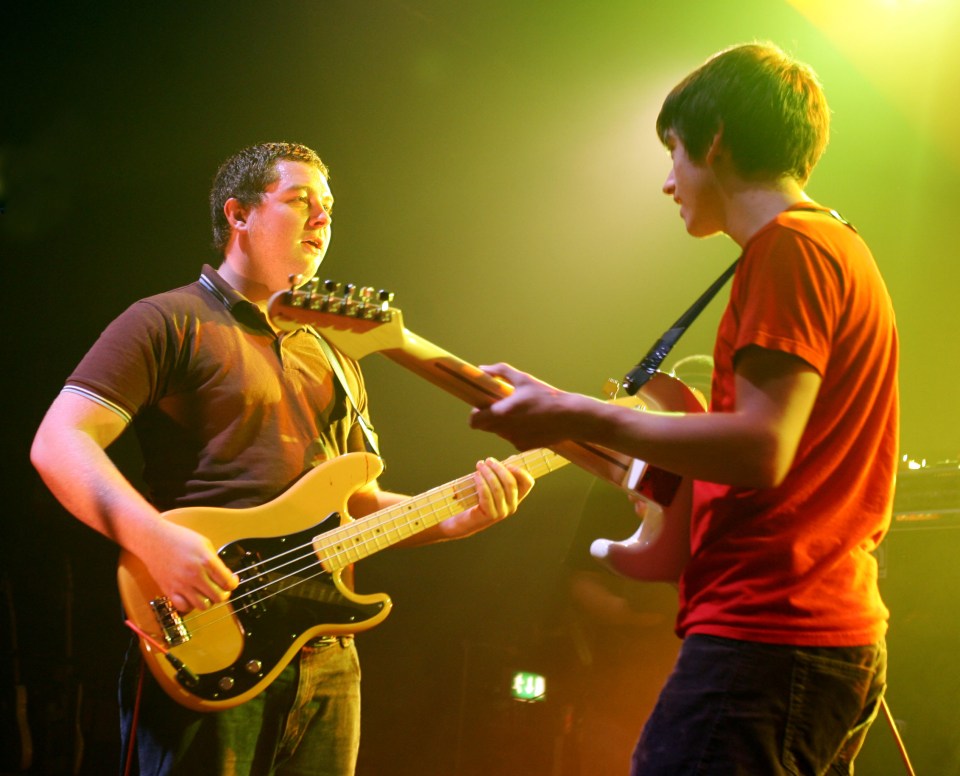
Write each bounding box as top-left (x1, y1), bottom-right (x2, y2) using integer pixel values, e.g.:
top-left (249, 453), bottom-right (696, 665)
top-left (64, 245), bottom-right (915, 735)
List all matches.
top-left (2, 2), bottom-right (958, 774)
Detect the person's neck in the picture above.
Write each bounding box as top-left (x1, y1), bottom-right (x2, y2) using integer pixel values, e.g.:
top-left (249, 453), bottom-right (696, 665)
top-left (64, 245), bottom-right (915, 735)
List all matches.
top-left (216, 255), bottom-right (273, 305)
top-left (722, 176), bottom-right (809, 248)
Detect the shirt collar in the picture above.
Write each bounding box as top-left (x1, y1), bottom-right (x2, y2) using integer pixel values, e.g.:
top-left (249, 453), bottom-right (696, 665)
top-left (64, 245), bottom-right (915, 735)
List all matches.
top-left (198, 264), bottom-right (245, 310)
top-left (197, 264), bottom-right (275, 330)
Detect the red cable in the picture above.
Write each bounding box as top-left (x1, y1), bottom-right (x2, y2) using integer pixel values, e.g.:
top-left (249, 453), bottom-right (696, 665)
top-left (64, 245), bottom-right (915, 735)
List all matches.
top-left (881, 697), bottom-right (917, 776)
top-left (122, 659), bottom-right (145, 776)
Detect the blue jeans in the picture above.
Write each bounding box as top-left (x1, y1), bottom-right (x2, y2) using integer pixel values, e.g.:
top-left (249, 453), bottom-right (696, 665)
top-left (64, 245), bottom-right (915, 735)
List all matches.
top-left (119, 637), bottom-right (361, 776)
top-left (631, 634), bottom-right (886, 776)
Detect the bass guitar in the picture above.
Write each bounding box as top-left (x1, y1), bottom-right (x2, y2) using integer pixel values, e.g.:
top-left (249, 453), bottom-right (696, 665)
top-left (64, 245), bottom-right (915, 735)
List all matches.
top-left (118, 447), bottom-right (572, 712)
top-left (267, 280), bottom-right (706, 582)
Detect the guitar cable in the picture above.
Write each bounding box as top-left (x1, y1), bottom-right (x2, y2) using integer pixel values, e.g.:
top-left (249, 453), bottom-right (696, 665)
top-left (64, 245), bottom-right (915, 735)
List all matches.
top-left (881, 696), bottom-right (917, 776)
top-left (122, 660), bottom-right (145, 776)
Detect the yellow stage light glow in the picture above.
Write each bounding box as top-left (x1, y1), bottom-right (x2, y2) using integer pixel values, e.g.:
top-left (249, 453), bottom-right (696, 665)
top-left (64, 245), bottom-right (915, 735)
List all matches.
top-left (788, 0), bottom-right (960, 169)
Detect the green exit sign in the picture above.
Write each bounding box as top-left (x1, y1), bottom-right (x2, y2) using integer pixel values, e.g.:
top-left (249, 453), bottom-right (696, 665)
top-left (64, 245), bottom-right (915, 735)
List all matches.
top-left (511, 671), bottom-right (546, 702)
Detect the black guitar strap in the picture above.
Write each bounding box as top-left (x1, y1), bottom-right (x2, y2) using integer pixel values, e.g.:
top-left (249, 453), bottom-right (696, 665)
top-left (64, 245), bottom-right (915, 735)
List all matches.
top-left (621, 257), bottom-right (739, 396)
top-left (620, 206), bottom-right (859, 396)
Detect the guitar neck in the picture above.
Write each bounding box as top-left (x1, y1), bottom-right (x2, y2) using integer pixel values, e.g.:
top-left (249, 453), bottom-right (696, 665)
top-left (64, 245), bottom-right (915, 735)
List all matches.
top-left (378, 335), bottom-right (646, 495)
top-left (267, 287), bottom-right (687, 504)
top-left (318, 447), bottom-right (568, 571)
top-left (382, 330), bottom-right (514, 407)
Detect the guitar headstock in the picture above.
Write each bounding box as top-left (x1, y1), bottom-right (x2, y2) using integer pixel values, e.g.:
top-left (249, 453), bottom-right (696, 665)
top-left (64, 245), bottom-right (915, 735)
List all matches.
top-left (267, 279), bottom-right (406, 360)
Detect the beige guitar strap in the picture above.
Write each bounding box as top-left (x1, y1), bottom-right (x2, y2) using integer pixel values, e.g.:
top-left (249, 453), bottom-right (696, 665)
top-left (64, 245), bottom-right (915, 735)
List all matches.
top-left (314, 333), bottom-right (381, 457)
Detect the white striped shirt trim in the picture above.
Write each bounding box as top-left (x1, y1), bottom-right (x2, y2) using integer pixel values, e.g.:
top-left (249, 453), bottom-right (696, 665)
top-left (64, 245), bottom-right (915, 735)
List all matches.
top-left (61, 386), bottom-right (133, 424)
top-left (198, 272), bottom-right (232, 309)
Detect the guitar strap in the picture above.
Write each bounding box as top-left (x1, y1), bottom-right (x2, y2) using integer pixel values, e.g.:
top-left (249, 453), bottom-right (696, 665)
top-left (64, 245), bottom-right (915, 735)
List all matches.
top-left (621, 206), bottom-right (858, 396)
top-left (314, 333), bottom-right (381, 457)
top-left (622, 257), bottom-right (739, 395)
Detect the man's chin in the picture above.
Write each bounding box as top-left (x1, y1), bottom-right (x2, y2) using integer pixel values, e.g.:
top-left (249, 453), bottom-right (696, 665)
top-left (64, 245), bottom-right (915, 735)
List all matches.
top-left (687, 223), bottom-right (723, 240)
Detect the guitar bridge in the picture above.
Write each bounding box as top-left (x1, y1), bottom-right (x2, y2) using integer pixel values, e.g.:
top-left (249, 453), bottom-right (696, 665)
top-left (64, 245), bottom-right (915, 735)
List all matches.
top-left (150, 596), bottom-right (191, 647)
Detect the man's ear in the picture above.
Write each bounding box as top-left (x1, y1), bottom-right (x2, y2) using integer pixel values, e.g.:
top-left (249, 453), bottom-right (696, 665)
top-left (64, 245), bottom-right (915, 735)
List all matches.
top-left (223, 197), bottom-right (249, 231)
top-left (705, 127), bottom-right (724, 165)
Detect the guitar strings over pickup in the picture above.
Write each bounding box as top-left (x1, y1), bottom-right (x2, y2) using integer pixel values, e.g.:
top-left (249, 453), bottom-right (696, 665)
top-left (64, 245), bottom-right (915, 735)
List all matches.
top-left (284, 277), bottom-right (396, 323)
top-left (226, 548), bottom-right (269, 620)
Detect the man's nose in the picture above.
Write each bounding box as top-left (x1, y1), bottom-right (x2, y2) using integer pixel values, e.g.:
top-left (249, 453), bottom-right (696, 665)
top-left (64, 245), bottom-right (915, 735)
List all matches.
top-left (662, 170), bottom-right (675, 196)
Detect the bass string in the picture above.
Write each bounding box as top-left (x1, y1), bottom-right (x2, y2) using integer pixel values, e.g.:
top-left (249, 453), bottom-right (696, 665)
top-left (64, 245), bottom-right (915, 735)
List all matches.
top-left (181, 478), bottom-right (477, 637)
top-left (183, 448), bottom-right (564, 637)
top-left (183, 477), bottom-right (484, 635)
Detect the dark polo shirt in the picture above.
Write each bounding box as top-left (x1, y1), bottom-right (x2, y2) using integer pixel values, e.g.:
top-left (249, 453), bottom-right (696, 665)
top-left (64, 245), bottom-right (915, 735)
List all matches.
top-left (65, 265), bottom-right (372, 511)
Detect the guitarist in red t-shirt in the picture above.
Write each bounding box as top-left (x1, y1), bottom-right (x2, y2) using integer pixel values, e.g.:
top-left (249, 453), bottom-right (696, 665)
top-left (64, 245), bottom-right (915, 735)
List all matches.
top-left (471, 42), bottom-right (898, 776)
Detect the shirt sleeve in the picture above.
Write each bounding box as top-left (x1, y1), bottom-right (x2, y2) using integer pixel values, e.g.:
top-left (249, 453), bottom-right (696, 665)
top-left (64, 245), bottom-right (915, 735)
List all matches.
top-left (65, 300), bottom-right (175, 420)
top-left (733, 227), bottom-right (843, 376)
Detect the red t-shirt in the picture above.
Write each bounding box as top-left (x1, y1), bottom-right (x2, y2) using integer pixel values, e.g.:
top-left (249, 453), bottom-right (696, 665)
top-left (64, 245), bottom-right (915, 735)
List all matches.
top-left (677, 204), bottom-right (899, 647)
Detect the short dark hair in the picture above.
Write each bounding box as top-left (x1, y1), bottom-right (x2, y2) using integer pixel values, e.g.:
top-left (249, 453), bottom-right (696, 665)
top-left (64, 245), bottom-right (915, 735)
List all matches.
top-left (656, 43), bottom-right (829, 184)
top-left (209, 142), bottom-right (329, 252)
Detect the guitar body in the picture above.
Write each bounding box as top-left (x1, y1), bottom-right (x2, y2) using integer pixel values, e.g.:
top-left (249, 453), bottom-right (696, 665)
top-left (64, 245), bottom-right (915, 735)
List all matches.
top-left (587, 370), bottom-right (702, 581)
top-left (589, 477), bottom-right (694, 582)
top-left (118, 444), bottom-right (570, 711)
top-left (117, 453), bottom-right (391, 712)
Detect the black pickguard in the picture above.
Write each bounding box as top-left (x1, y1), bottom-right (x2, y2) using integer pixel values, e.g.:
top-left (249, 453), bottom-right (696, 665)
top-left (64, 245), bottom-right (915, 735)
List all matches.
top-left (173, 512), bottom-right (384, 703)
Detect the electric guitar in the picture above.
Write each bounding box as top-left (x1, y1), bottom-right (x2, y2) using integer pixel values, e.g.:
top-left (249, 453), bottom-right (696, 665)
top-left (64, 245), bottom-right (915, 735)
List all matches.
top-left (118, 446), bottom-right (574, 712)
top-left (266, 281), bottom-right (706, 582)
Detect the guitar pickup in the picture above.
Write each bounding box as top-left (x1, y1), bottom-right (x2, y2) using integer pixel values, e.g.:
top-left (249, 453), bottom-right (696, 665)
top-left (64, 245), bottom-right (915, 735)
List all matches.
top-left (229, 549), bottom-right (269, 619)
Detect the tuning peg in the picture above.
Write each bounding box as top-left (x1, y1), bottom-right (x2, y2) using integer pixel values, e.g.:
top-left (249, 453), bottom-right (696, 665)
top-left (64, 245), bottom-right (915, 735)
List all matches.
top-left (288, 273), bottom-right (304, 291)
top-left (374, 289), bottom-right (395, 321)
top-left (324, 279), bottom-right (340, 294)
